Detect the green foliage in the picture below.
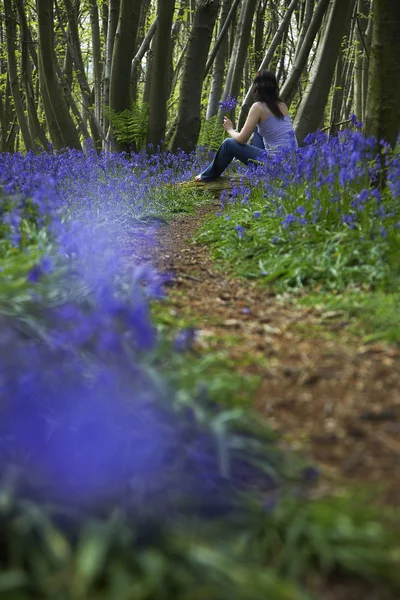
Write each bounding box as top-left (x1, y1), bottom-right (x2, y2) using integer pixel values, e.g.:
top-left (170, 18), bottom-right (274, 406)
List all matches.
top-left (250, 491), bottom-right (400, 586)
top-left (0, 482), bottom-right (399, 599)
top-left (198, 115), bottom-right (226, 151)
top-left (298, 289), bottom-right (400, 344)
top-left (105, 102), bottom-right (149, 149)
top-left (196, 183), bottom-right (400, 293)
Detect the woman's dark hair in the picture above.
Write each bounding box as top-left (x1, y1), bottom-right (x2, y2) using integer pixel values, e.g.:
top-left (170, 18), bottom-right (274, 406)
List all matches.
top-left (252, 70), bottom-right (284, 119)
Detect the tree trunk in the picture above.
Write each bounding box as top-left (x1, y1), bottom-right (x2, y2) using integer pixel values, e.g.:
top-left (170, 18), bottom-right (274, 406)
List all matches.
top-left (36, 0), bottom-right (81, 150)
top-left (109, 0), bottom-right (142, 113)
top-left (254, 0), bottom-right (268, 69)
top-left (88, 0), bottom-right (103, 126)
top-left (354, 0), bottom-right (370, 120)
top-left (220, 0), bottom-right (257, 122)
top-left (14, 0), bottom-right (49, 150)
top-left (280, 0), bottom-right (331, 107)
top-left (364, 0), bottom-right (400, 151)
top-left (206, 0), bottom-right (231, 119)
top-left (4, 0), bottom-right (35, 151)
top-left (204, 0), bottom-right (241, 79)
top-left (104, 0), bottom-right (120, 137)
top-left (147, 0), bottom-right (175, 147)
top-left (131, 16), bottom-right (158, 103)
top-left (238, 0), bottom-right (299, 127)
top-left (329, 7), bottom-right (355, 134)
top-left (171, 0), bottom-right (220, 153)
top-left (294, 0), bottom-right (355, 145)
top-left (293, 0), bottom-right (314, 62)
top-left (59, 0), bottom-right (102, 146)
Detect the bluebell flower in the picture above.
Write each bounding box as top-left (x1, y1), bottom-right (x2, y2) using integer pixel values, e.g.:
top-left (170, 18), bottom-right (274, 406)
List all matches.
top-left (234, 224), bottom-right (246, 239)
top-left (218, 95), bottom-right (238, 112)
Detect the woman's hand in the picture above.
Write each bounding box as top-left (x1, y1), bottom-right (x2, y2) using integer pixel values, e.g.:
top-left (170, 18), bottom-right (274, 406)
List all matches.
top-left (223, 116), bottom-right (233, 132)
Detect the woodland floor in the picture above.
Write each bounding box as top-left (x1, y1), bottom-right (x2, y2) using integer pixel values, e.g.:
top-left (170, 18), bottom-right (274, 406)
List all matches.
top-left (142, 199), bottom-right (400, 599)
top-left (150, 201), bottom-right (400, 507)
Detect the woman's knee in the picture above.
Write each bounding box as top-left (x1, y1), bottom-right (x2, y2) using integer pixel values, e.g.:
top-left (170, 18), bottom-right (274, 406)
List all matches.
top-left (222, 137), bottom-right (237, 153)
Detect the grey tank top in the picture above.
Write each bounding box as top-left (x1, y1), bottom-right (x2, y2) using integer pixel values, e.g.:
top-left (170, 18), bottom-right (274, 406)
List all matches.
top-left (257, 103), bottom-right (298, 152)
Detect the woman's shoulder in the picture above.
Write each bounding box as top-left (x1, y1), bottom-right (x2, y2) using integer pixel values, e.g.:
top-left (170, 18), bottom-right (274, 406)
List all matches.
top-left (277, 101), bottom-right (289, 116)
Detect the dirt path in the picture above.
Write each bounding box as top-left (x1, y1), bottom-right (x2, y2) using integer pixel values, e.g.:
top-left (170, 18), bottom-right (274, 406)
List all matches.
top-left (155, 203), bottom-right (400, 506)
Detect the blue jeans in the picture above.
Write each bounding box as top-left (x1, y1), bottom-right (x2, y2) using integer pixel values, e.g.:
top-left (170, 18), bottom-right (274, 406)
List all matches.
top-left (200, 130), bottom-right (265, 180)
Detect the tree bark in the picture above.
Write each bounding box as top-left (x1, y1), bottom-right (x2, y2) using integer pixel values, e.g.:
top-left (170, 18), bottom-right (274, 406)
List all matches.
top-left (204, 0), bottom-right (241, 79)
top-left (280, 0), bottom-right (331, 107)
top-left (206, 0), bottom-right (232, 119)
top-left (4, 0), bottom-right (35, 151)
top-left (104, 0), bottom-right (120, 137)
top-left (354, 0), bottom-right (370, 120)
top-left (36, 0), bottom-right (81, 150)
top-left (131, 16), bottom-right (158, 103)
top-left (171, 0), bottom-right (220, 153)
top-left (88, 0), bottom-right (103, 126)
top-left (147, 0), bottom-right (175, 147)
top-left (109, 0), bottom-right (142, 113)
top-left (220, 0), bottom-right (257, 121)
top-left (364, 0), bottom-right (400, 150)
top-left (59, 0), bottom-right (102, 146)
top-left (294, 0), bottom-right (356, 145)
top-left (329, 18), bottom-right (354, 135)
top-left (238, 0), bottom-right (299, 127)
top-left (14, 0), bottom-right (49, 150)
top-left (293, 0), bottom-right (314, 62)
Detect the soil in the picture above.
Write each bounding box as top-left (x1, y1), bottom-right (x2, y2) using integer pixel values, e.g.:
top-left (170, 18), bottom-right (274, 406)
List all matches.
top-left (153, 201), bottom-right (400, 507)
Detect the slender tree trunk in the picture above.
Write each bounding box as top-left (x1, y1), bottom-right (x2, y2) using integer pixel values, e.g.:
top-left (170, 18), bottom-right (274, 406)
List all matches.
top-left (88, 0), bottom-right (103, 126)
top-left (238, 0), bottom-right (298, 127)
top-left (109, 0), bottom-right (142, 113)
top-left (4, 0), bottom-right (35, 151)
top-left (354, 0), bottom-right (370, 120)
top-left (254, 0), bottom-right (268, 69)
top-left (171, 0), bottom-right (220, 153)
top-left (361, 2), bottom-right (373, 121)
top-left (329, 7), bottom-right (355, 134)
top-left (36, 0), bottom-right (81, 149)
top-left (280, 0), bottom-right (330, 107)
top-left (204, 0), bottom-right (241, 78)
top-left (220, 0), bottom-right (257, 122)
top-left (206, 0), bottom-right (231, 119)
top-left (15, 0), bottom-right (49, 150)
top-left (294, 0), bottom-right (356, 145)
top-left (131, 16), bottom-right (158, 103)
top-left (293, 0), bottom-right (314, 62)
top-left (365, 0), bottom-right (400, 153)
top-left (59, 0), bottom-right (102, 146)
top-left (147, 0), bottom-right (175, 147)
top-left (104, 0), bottom-right (120, 137)
top-left (142, 41), bottom-right (154, 105)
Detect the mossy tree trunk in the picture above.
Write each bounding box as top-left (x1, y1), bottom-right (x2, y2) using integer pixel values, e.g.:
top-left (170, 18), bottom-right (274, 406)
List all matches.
top-left (109, 0), bottom-right (142, 150)
top-left (36, 0), bottom-right (81, 150)
top-left (294, 0), bottom-right (356, 145)
top-left (4, 0), bottom-right (35, 152)
top-left (170, 0), bottom-right (220, 153)
top-left (147, 0), bottom-right (176, 147)
top-left (364, 0), bottom-right (400, 150)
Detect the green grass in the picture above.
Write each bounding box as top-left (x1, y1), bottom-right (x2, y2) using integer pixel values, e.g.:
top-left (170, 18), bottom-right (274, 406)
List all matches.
top-left (297, 289), bottom-right (400, 344)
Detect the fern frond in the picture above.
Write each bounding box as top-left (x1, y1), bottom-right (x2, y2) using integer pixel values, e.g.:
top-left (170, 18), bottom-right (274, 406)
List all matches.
top-left (104, 102), bottom-right (149, 149)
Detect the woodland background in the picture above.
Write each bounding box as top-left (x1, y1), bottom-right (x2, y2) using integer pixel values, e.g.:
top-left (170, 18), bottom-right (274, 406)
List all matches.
top-left (1, 0), bottom-right (400, 156)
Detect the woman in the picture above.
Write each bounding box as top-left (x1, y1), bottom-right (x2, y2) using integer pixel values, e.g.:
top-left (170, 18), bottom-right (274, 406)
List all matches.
top-left (195, 70), bottom-right (297, 181)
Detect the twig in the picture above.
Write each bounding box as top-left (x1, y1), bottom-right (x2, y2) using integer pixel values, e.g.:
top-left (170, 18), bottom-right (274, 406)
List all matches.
top-left (320, 118), bottom-right (352, 133)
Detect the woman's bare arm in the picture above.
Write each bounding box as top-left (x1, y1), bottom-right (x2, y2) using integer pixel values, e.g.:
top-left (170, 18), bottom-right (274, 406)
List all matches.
top-left (224, 103), bottom-right (262, 144)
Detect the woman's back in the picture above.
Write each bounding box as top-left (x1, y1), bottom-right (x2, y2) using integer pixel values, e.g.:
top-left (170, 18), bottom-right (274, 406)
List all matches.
top-left (257, 102), bottom-right (297, 152)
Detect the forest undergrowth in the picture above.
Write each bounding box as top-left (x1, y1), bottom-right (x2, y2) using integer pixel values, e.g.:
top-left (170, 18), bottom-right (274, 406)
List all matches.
top-left (0, 130), bottom-right (400, 598)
